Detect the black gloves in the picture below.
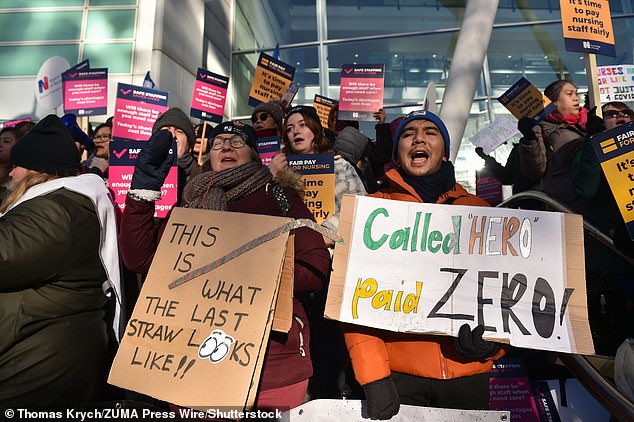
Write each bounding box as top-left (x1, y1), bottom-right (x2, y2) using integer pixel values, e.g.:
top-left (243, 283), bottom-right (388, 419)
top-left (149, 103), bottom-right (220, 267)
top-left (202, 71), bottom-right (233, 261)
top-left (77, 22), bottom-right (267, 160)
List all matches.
top-left (518, 117), bottom-right (537, 141)
top-left (585, 107), bottom-right (606, 137)
top-left (363, 376), bottom-right (400, 420)
top-left (454, 324), bottom-right (500, 360)
top-left (130, 130), bottom-right (175, 192)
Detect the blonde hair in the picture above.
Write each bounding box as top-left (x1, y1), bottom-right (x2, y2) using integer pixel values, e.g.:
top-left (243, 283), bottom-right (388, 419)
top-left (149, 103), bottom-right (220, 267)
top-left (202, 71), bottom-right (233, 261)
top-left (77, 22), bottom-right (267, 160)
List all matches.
top-left (0, 170), bottom-right (61, 213)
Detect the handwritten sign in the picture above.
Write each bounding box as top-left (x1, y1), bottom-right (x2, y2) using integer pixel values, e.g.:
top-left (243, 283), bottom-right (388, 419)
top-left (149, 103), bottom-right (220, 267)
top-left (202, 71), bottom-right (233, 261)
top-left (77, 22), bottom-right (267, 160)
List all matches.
top-left (590, 120), bottom-right (634, 240)
top-left (313, 94), bottom-right (338, 128)
top-left (561, 0), bottom-right (615, 57)
top-left (62, 68), bottom-right (108, 116)
top-left (338, 64), bottom-right (384, 121)
top-left (109, 208), bottom-right (292, 409)
top-left (498, 77), bottom-right (556, 124)
top-left (288, 153), bottom-right (335, 225)
top-left (469, 115), bottom-right (520, 154)
top-left (325, 195), bottom-right (593, 355)
top-left (248, 53), bottom-right (295, 108)
top-left (108, 140), bottom-right (177, 219)
top-left (190, 68), bottom-right (228, 123)
top-left (597, 65), bottom-right (634, 102)
top-left (257, 135), bottom-right (281, 166)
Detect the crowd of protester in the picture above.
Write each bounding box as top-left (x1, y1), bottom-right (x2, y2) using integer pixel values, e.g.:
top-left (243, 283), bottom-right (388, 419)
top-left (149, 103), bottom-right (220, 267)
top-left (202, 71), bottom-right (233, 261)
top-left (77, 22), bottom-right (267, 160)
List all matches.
top-left (0, 81), bottom-right (633, 419)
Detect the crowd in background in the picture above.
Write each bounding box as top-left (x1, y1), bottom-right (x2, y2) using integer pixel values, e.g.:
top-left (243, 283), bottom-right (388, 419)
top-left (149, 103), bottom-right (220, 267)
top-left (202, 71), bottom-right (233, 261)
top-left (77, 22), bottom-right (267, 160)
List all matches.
top-left (0, 81), bottom-right (633, 419)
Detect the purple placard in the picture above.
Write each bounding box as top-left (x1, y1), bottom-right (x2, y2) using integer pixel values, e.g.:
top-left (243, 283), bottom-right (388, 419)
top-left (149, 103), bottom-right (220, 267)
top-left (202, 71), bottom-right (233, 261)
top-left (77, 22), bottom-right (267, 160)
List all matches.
top-left (257, 135), bottom-right (281, 166)
top-left (190, 67), bottom-right (228, 123)
top-left (112, 83), bottom-right (168, 142)
top-left (109, 139), bottom-right (177, 219)
top-left (62, 68), bottom-right (108, 116)
top-left (489, 358), bottom-right (539, 421)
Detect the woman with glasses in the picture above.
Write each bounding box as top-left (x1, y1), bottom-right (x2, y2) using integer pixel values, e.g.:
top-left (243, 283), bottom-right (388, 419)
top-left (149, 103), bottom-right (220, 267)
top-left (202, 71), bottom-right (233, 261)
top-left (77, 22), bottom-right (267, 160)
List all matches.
top-left (118, 120), bottom-right (330, 411)
top-left (92, 122), bottom-right (112, 160)
top-left (518, 80), bottom-right (588, 212)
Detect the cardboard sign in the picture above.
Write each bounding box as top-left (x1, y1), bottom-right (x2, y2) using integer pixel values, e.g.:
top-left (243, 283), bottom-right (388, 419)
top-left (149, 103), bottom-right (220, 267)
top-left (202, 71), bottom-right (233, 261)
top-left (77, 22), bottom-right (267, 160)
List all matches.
top-left (313, 94), bottom-right (339, 129)
top-left (62, 68), bottom-right (108, 116)
top-left (560, 0), bottom-right (615, 57)
top-left (109, 140), bottom-right (178, 219)
top-left (257, 135), bottom-right (281, 166)
top-left (498, 77), bottom-right (556, 124)
top-left (109, 208), bottom-right (293, 410)
top-left (248, 53), bottom-right (295, 108)
top-left (287, 153), bottom-right (335, 225)
top-left (469, 116), bottom-right (520, 154)
top-left (190, 68), bottom-right (228, 123)
top-left (112, 83), bottom-right (169, 142)
top-left (338, 64), bottom-right (384, 121)
top-left (590, 120), bottom-right (634, 240)
top-left (597, 65), bottom-right (634, 102)
top-left (325, 195), bottom-right (594, 355)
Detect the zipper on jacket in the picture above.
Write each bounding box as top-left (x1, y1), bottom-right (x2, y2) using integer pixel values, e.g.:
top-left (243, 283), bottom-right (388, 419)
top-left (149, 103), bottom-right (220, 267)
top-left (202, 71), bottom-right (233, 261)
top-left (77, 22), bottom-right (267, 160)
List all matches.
top-left (440, 345), bottom-right (448, 379)
top-left (294, 316), bottom-right (306, 357)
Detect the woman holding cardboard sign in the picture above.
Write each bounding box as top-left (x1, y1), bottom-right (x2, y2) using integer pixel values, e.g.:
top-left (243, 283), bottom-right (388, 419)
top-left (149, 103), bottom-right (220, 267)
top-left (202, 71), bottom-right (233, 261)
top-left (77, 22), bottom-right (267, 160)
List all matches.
top-left (119, 120), bottom-right (330, 410)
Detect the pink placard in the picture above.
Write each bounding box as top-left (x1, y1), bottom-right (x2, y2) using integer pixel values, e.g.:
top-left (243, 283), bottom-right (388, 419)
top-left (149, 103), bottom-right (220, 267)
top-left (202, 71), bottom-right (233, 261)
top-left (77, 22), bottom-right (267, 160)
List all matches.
top-left (112, 83), bottom-right (169, 142)
top-left (190, 68), bottom-right (229, 123)
top-left (109, 140), bottom-right (177, 219)
top-left (338, 64), bottom-right (384, 121)
top-left (62, 68), bottom-right (108, 116)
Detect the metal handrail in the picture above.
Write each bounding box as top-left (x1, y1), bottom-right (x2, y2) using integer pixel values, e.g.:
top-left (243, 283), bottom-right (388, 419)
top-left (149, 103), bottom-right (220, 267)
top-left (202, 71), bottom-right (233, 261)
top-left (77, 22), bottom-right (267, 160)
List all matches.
top-left (498, 190), bottom-right (634, 421)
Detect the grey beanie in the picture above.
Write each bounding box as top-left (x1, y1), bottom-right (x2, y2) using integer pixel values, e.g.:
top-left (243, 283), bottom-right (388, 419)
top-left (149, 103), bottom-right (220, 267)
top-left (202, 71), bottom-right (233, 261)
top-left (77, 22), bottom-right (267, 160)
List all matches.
top-left (251, 100), bottom-right (284, 128)
top-left (334, 126), bottom-right (370, 164)
top-left (152, 107), bottom-right (196, 149)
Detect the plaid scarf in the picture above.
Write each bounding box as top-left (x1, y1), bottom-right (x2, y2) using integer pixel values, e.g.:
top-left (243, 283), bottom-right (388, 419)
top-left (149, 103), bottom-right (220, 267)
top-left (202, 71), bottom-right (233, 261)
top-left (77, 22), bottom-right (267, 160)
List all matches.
top-left (182, 162), bottom-right (272, 210)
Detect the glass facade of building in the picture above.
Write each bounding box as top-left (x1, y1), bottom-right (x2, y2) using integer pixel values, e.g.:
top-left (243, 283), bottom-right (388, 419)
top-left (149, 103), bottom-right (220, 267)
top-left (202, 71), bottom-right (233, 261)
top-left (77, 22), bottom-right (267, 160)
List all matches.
top-left (0, 1), bottom-right (137, 77)
top-left (231, 0), bottom-right (634, 190)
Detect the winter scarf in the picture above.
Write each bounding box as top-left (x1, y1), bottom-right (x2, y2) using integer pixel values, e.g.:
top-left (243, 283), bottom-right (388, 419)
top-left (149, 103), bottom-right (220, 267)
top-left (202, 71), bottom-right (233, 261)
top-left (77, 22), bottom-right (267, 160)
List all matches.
top-left (398, 161), bottom-right (457, 203)
top-left (545, 106), bottom-right (588, 131)
top-left (182, 161), bottom-right (272, 210)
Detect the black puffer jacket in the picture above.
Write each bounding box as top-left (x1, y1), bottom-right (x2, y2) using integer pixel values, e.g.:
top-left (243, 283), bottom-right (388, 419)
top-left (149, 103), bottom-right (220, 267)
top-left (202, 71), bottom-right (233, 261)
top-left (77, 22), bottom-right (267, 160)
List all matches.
top-left (0, 188), bottom-right (109, 406)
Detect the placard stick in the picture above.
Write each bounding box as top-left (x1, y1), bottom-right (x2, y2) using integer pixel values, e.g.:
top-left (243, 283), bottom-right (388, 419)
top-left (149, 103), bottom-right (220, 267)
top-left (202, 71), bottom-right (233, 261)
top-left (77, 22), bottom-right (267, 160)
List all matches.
top-left (197, 121), bottom-right (208, 166)
top-left (79, 116), bottom-right (90, 160)
top-left (584, 53), bottom-right (602, 118)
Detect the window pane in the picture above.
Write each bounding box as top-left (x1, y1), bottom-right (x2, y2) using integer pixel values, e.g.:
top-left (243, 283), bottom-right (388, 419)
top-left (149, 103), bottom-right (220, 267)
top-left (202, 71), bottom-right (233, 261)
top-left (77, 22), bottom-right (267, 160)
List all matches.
top-left (0, 44), bottom-right (78, 77)
top-left (0, 0), bottom-right (83, 7)
top-left (83, 42), bottom-right (133, 73)
top-left (231, 46), bottom-right (319, 117)
top-left (326, 0), bottom-right (464, 39)
top-left (326, 33), bottom-right (456, 107)
top-left (0, 11), bottom-right (82, 42)
top-left (495, 0), bottom-right (633, 24)
top-left (234, 0), bottom-right (317, 51)
top-left (85, 10), bottom-right (136, 40)
top-left (89, 0), bottom-right (137, 5)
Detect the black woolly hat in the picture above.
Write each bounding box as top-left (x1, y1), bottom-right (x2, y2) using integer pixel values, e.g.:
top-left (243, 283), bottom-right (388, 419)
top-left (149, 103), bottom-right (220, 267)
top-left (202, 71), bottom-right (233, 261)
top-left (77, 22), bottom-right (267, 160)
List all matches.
top-left (10, 114), bottom-right (81, 176)
top-left (284, 105), bottom-right (322, 128)
top-left (152, 107), bottom-right (196, 149)
top-left (209, 121), bottom-right (258, 152)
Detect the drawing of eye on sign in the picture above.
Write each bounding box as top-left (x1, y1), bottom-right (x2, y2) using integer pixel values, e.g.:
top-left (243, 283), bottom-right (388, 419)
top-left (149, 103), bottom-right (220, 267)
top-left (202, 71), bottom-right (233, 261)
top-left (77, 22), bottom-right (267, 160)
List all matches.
top-left (325, 195), bottom-right (595, 356)
top-left (108, 208), bottom-right (296, 410)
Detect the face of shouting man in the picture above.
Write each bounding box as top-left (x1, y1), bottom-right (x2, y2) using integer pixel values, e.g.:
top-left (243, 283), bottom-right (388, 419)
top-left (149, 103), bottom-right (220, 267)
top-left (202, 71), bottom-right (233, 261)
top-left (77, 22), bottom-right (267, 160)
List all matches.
top-left (396, 119), bottom-right (445, 177)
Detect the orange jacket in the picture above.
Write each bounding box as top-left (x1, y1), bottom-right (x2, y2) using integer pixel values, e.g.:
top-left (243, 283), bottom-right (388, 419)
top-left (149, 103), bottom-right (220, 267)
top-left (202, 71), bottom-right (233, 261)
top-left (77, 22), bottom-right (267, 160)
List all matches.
top-left (343, 168), bottom-right (505, 385)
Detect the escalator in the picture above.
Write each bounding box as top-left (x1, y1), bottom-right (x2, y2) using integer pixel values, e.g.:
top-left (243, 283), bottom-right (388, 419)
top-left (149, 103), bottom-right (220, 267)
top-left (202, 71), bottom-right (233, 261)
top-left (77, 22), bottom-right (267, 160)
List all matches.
top-left (498, 190), bottom-right (634, 422)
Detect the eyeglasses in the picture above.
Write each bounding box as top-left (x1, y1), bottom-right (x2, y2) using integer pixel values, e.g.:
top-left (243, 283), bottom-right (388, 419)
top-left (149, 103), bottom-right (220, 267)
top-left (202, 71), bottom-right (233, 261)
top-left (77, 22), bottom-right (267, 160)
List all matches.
top-left (93, 134), bottom-right (111, 141)
top-left (211, 135), bottom-right (246, 150)
top-left (251, 112), bottom-right (269, 123)
top-left (603, 109), bottom-right (634, 119)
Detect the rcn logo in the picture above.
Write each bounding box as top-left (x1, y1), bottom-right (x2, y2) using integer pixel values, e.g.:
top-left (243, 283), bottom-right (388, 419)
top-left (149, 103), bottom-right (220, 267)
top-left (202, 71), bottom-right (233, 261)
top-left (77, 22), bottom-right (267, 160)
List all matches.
top-left (583, 41), bottom-right (591, 49)
top-left (37, 76), bottom-right (49, 93)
